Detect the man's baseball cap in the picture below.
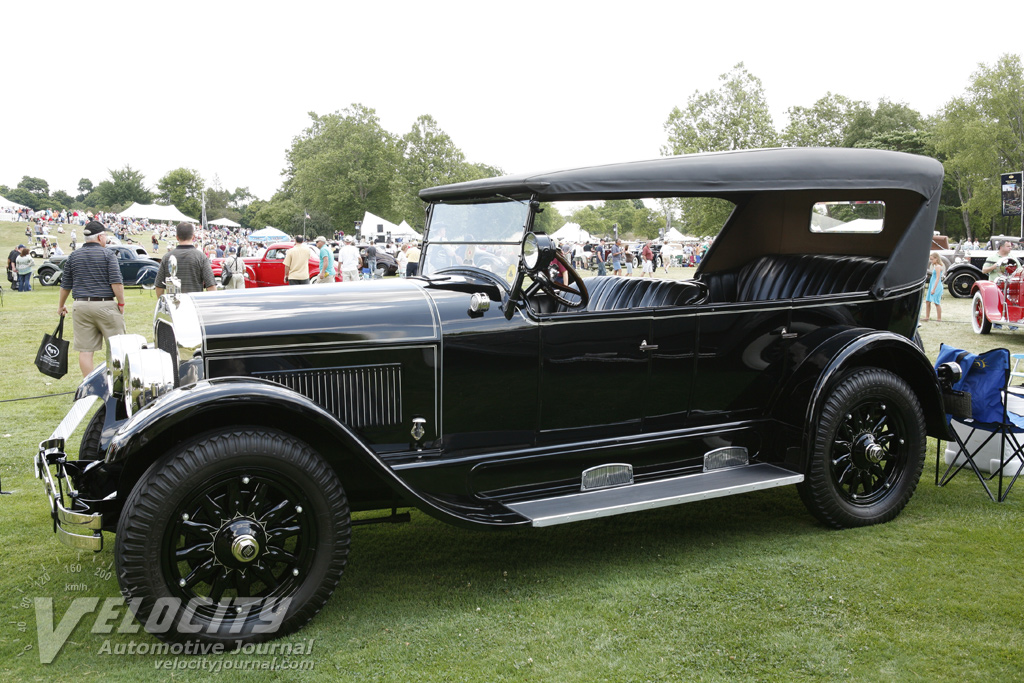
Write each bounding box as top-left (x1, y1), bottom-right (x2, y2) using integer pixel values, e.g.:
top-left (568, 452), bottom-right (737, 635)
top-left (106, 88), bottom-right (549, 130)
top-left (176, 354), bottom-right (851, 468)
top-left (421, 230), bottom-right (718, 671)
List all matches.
top-left (344, 235), bottom-right (354, 243)
top-left (83, 221), bottom-right (110, 236)
top-left (315, 236), bottom-right (326, 244)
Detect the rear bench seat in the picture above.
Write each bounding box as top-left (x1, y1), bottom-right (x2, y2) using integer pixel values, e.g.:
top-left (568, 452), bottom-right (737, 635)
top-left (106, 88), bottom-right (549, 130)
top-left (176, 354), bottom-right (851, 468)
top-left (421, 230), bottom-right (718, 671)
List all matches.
top-left (555, 254), bottom-right (885, 313)
top-left (704, 254), bottom-right (886, 303)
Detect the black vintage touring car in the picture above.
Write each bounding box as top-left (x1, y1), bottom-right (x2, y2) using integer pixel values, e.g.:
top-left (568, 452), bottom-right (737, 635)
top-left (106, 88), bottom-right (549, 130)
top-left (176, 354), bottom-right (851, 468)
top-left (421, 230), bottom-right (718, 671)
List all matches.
top-left (36, 147), bottom-right (948, 646)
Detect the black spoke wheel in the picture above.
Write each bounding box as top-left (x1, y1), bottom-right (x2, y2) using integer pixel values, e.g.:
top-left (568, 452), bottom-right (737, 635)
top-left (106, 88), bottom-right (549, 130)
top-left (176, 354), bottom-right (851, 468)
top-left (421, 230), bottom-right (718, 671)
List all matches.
top-left (116, 427), bottom-right (350, 645)
top-left (798, 368), bottom-right (925, 528)
top-left (948, 272), bottom-right (975, 298)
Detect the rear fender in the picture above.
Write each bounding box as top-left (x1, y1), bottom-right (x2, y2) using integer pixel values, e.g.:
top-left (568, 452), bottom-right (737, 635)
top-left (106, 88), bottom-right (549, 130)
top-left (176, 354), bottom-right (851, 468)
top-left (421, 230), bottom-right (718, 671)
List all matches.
top-left (774, 330), bottom-right (946, 460)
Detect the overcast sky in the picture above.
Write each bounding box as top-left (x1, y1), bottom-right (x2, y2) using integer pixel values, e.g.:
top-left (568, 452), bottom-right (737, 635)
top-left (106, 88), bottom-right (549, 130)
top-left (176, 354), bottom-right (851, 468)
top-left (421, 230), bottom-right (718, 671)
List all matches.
top-left (4, 1), bottom-right (1020, 211)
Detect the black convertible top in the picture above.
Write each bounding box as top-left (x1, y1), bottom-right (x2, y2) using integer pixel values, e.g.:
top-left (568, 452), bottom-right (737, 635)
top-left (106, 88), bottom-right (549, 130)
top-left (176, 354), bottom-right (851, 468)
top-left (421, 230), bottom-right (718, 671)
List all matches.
top-left (419, 148), bottom-right (944, 203)
top-left (421, 148), bottom-right (945, 298)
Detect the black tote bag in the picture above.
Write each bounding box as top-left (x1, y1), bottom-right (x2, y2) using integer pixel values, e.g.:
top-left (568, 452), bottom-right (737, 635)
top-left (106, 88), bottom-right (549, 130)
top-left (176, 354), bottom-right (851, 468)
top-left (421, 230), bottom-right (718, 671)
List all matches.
top-left (35, 318), bottom-right (70, 379)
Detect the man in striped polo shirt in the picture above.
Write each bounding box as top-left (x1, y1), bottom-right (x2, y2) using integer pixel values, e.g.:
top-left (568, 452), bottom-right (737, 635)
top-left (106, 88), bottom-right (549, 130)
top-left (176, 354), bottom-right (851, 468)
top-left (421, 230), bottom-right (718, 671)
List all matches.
top-left (57, 221), bottom-right (126, 377)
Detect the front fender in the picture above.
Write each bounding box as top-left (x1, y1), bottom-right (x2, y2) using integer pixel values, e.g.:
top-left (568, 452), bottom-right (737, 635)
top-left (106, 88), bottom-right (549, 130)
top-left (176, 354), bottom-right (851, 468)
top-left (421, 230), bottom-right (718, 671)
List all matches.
top-left (945, 262), bottom-right (983, 281)
top-left (972, 279), bottom-right (1004, 322)
top-left (106, 377), bottom-right (524, 528)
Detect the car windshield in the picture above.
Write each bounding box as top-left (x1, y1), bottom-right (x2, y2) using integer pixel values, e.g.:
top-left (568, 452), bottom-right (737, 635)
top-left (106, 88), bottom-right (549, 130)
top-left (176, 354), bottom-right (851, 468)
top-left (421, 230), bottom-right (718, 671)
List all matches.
top-left (421, 199), bottom-right (531, 282)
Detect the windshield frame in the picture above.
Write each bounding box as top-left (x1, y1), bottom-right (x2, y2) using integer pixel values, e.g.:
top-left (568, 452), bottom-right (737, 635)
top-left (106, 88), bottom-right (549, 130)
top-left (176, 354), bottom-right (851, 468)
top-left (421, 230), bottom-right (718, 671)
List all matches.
top-left (420, 197), bottom-right (534, 282)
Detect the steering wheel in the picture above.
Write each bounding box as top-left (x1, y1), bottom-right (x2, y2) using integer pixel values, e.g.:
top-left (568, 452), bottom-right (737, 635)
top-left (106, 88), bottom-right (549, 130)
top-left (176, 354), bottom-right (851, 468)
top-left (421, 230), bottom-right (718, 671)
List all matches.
top-left (999, 256), bottom-right (1020, 277)
top-left (525, 251), bottom-right (590, 308)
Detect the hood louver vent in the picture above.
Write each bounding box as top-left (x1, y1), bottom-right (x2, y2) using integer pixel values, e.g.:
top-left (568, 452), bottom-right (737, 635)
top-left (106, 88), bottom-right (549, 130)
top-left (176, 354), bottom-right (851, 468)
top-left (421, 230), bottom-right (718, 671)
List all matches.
top-left (256, 364), bottom-right (402, 428)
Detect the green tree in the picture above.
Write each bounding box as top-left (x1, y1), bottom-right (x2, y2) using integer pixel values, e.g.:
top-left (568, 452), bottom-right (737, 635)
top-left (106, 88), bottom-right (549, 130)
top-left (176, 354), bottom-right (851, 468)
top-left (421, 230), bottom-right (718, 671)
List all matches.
top-left (157, 167), bottom-right (204, 219)
top-left (663, 63), bottom-right (775, 236)
top-left (242, 194), bottom-right (303, 234)
top-left (285, 104), bottom-right (400, 229)
top-left (663, 62), bottom-right (777, 155)
top-left (17, 175), bottom-right (50, 197)
top-left (781, 93), bottom-right (868, 147)
top-left (51, 190), bottom-right (74, 208)
top-left (91, 165), bottom-right (153, 209)
top-left (844, 98), bottom-right (925, 148)
top-left (935, 54), bottom-right (1024, 240)
top-left (76, 178), bottom-right (93, 201)
top-left (5, 187), bottom-right (41, 210)
top-left (395, 115), bottom-right (473, 230)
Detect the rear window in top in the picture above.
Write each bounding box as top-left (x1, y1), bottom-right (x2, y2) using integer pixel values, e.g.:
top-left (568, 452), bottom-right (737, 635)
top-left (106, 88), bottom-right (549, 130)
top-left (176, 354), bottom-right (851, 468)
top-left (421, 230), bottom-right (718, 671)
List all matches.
top-left (810, 201), bottom-right (884, 233)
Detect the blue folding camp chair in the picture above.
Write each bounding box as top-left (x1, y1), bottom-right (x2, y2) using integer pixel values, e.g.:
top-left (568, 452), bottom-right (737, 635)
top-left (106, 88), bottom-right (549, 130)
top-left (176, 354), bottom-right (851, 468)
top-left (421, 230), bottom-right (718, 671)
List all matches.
top-left (935, 344), bottom-right (1024, 501)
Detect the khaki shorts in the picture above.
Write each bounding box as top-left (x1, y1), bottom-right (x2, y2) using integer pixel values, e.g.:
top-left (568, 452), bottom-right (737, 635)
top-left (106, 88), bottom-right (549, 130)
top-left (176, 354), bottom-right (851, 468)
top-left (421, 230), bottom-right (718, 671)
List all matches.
top-left (71, 300), bottom-right (125, 352)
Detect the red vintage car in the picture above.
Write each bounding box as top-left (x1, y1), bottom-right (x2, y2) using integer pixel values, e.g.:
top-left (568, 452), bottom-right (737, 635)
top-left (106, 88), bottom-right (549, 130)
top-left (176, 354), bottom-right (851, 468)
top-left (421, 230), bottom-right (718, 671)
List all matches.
top-left (211, 242), bottom-right (334, 287)
top-left (971, 256), bottom-right (1024, 333)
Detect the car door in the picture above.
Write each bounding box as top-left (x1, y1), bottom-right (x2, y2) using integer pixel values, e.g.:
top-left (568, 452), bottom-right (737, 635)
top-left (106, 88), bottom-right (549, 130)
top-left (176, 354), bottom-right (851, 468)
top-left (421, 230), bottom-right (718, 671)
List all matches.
top-left (257, 248), bottom-right (287, 287)
top-left (538, 309), bottom-right (652, 443)
top-left (690, 299), bottom-right (792, 426)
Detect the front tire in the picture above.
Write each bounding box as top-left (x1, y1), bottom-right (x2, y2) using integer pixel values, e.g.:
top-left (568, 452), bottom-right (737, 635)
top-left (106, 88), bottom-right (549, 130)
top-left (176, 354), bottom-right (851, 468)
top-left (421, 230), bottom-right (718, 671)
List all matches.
top-left (115, 427), bottom-right (350, 645)
top-left (948, 272), bottom-right (976, 298)
top-left (797, 368), bottom-right (925, 529)
top-left (37, 267), bottom-right (61, 286)
top-left (972, 292), bottom-right (992, 334)
top-left (79, 405), bottom-right (106, 461)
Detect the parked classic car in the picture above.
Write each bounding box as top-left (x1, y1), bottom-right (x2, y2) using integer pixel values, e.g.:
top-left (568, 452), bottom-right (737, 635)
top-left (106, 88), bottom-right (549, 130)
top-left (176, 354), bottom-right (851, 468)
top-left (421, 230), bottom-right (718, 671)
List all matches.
top-left (35, 244), bottom-right (161, 287)
top-left (970, 255), bottom-right (1024, 333)
top-left (944, 235), bottom-right (1024, 298)
top-left (210, 242), bottom-right (325, 287)
top-left (36, 147), bottom-right (948, 647)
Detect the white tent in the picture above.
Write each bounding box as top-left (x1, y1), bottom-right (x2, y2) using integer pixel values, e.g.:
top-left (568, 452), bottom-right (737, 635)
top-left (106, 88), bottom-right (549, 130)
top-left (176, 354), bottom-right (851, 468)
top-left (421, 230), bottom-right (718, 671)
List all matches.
top-left (118, 202), bottom-right (198, 223)
top-left (359, 211), bottom-right (419, 241)
top-left (0, 194), bottom-right (30, 211)
top-left (208, 217), bottom-right (241, 228)
top-left (396, 220), bottom-right (420, 240)
top-left (552, 222), bottom-right (591, 242)
top-left (663, 227), bottom-right (687, 242)
top-left (248, 226), bottom-right (290, 243)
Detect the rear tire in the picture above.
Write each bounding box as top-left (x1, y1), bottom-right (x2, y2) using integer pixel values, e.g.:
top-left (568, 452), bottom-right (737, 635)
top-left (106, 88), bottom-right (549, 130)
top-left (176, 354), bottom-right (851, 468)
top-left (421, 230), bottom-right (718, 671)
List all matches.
top-left (115, 427), bottom-right (350, 645)
top-left (948, 272), bottom-right (975, 298)
top-left (972, 292), bottom-right (992, 334)
top-left (798, 368), bottom-right (925, 529)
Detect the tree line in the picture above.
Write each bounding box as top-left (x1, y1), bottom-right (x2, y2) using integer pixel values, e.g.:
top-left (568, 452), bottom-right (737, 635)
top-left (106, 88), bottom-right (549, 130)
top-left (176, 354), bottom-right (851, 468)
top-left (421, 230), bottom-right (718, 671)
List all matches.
top-left (4, 53), bottom-right (1022, 242)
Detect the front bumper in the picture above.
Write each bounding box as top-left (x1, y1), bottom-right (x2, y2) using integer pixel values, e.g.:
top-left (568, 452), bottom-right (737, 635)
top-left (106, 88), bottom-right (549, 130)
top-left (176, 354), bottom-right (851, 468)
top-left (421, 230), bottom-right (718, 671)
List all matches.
top-left (34, 395), bottom-right (104, 551)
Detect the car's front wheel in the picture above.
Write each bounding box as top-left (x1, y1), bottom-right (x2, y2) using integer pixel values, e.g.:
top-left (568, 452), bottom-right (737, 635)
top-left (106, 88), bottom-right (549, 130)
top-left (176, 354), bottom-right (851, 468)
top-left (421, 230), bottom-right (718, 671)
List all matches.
top-left (37, 267), bottom-right (61, 286)
top-left (115, 427), bottom-right (350, 645)
top-left (972, 292), bottom-right (993, 334)
top-left (948, 272), bottom-right (976, 298)
top-left (797, 368), bottom-right (925, 529)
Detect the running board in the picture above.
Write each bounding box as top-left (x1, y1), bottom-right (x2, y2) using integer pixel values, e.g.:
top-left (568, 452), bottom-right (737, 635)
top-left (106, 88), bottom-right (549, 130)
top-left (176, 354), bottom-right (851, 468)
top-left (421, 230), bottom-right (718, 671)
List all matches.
top-left (505, 463), bottom-right (803, 527)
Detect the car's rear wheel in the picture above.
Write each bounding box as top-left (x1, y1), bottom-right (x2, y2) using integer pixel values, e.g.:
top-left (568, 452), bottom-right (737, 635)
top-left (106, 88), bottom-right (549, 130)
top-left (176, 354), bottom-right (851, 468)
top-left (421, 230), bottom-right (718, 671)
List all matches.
top-left (798, 368), bottom-right (925, 529)
top-left (948, 272), bottom-right (976, 298)
top-left (972, 292), bottom-right (992, 334)
top-left (115, 427), bottom-right (350, 645)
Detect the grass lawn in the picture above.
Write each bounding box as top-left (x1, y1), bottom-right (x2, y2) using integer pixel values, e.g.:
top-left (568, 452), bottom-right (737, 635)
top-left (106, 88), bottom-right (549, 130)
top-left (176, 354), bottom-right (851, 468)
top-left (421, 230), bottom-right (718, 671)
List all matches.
top-left (1, 219), bottom-right (1023, 682)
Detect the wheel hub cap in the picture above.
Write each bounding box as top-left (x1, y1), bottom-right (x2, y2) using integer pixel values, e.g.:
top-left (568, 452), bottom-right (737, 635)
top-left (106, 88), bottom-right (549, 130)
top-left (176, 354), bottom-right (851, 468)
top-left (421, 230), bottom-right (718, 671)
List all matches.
top-left (213, 518), bottom-right (267, 569)
top-left (853, 433), bottom-right (885, 466)
top-left (231, 534), bottom-right (260, 562)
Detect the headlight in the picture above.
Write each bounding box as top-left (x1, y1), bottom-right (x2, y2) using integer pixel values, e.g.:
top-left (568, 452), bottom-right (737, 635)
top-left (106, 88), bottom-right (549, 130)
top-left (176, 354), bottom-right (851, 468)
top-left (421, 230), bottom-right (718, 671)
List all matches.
top-left (123, 349), bottom-right (176, 417)
top-left (106, 334), bottom-right (148, 395)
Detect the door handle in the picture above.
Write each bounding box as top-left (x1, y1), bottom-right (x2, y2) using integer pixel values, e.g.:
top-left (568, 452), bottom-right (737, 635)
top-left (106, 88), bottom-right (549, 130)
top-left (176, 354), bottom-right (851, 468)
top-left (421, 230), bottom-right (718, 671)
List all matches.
top-left (771, 326), bottom-right (798, 340)
top-left (640, 339), bottom-right (659, 352)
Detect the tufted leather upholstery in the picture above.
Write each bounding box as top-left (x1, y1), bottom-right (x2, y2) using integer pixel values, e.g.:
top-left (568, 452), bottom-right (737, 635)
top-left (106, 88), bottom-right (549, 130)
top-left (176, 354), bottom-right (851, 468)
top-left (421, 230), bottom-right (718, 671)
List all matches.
top-left (557, 276), bottom-right (707, 312)
top-left (705, 254), bottom-right (886, 303)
